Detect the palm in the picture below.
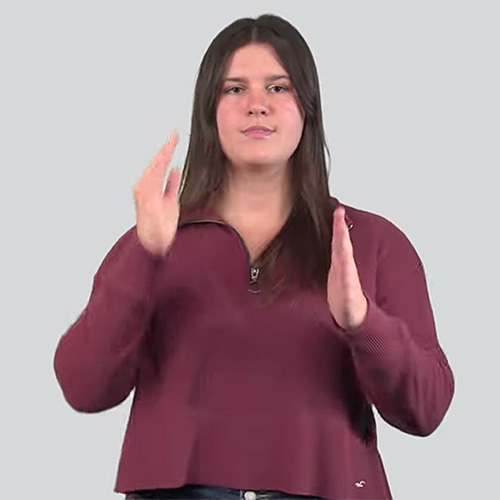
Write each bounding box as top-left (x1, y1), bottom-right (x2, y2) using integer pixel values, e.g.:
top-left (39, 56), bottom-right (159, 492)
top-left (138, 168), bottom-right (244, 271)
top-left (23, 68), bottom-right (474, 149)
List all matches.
top-left (327, 205), bottom-right (367, 331)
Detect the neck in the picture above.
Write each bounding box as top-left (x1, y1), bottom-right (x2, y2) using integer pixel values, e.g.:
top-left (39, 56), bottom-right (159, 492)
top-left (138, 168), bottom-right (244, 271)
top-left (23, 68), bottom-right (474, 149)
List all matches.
top-left (216, 163), bottom-right (293, 222)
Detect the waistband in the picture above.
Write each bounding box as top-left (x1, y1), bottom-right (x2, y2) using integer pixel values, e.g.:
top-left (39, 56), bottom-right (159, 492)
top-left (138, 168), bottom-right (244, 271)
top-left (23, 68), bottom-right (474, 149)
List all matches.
top-left (126, 483), bottom-right (323, 499)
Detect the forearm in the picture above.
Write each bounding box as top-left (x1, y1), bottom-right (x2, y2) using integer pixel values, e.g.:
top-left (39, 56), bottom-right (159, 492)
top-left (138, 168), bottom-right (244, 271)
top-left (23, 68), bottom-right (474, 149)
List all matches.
top-left (341, 293), bottom-right (455, 436)
top-left (53, 227), bottom-right (162, 412)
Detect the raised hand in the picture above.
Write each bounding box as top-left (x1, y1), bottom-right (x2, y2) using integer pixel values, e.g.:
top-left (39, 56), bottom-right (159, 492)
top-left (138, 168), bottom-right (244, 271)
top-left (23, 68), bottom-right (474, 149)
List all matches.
top-left (327, 205), bottom-right (368, 331)
top-left (133, 131), bottom-right (182, 257)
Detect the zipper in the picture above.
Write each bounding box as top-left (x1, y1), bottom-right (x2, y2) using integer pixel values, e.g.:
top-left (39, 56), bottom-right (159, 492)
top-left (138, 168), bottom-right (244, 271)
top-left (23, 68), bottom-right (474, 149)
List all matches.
top-left (179, 219), bottom-right (261, 294)
top-left (248, 267), bottom-right (261, 294)
top-left (179, 216), bottom-right (353, 295)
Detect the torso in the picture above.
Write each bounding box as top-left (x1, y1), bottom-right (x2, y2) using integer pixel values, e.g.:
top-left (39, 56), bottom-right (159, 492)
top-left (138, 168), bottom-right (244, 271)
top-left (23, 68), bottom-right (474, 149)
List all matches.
top-left (214, 197), bottom-right (293, 266)
top-left (225, 217), bottom-right (287, 265)
top-left (239, 230), bottom-right (273, 265)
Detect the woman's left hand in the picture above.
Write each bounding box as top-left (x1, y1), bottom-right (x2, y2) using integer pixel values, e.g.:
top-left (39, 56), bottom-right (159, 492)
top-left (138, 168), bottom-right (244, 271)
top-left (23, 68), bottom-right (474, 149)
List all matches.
top-left (327, 205), bottom-right (368, 331)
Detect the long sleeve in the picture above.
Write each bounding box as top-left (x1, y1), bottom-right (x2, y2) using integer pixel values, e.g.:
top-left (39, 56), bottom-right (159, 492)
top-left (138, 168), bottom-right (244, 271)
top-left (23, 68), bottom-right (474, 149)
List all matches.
top-left (53, 226), bottom-right (164, 413)
top-left (340, 223), bottom-right (455, 437)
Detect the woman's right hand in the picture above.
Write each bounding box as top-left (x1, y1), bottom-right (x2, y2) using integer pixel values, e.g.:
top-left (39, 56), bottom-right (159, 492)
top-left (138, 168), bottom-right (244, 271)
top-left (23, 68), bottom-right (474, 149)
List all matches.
top-left (133, 131), bottom-right (182, 257)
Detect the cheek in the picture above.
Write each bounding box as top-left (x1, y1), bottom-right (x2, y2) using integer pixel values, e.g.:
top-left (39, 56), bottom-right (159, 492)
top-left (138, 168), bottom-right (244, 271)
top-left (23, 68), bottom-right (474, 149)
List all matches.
top-left (216, 101), bottom-right (234, 131)
top-left (280, 101), bottom-right (304, 139)
top-left (216, 103), bottom-right (238, 154)
top-left (282, 99), bottom-right (304, 122)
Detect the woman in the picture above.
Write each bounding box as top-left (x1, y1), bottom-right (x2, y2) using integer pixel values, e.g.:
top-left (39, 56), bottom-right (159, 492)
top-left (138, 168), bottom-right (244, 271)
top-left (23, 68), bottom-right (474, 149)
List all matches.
top-left (53, 14), bottom-right (455, 500)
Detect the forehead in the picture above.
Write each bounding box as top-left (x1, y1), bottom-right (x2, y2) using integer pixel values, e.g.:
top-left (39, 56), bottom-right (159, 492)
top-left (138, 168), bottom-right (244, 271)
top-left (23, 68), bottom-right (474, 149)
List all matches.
top-left (223, 43), bottom-right (288, 77)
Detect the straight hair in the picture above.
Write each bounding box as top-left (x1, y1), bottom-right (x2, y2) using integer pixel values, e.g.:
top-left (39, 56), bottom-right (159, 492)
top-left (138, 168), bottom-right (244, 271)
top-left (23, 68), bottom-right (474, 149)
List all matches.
top-left (178, 14), bottom-right (336, 305)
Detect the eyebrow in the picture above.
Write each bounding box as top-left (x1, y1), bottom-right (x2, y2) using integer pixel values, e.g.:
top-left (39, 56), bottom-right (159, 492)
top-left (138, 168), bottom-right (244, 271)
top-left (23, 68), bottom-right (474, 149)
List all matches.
top-left (223, 74), bottom-right (291, 83)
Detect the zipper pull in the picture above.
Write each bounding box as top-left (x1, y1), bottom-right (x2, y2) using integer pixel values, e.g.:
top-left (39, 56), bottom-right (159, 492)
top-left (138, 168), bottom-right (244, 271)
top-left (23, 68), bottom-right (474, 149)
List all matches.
top-left (248, 267), bottom-right (261, 294)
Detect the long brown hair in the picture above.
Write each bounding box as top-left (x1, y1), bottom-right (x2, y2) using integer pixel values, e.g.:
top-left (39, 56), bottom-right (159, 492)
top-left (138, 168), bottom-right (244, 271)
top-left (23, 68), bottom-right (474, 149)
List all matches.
top-left (178, 13), bottom-right (336, 305)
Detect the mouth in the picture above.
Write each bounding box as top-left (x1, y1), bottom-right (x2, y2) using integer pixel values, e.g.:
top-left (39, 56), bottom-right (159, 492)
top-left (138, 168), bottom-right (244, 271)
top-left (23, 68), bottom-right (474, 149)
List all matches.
top-left (242, 126), bottom-right (274, 139)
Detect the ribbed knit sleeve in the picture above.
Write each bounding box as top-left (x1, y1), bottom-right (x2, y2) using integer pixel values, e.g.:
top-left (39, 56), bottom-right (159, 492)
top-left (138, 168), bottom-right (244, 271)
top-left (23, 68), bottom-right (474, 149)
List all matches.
top-left (339, 221), bottom-right (455, 437)
top-left (53, 226), bottom-right (164, 413)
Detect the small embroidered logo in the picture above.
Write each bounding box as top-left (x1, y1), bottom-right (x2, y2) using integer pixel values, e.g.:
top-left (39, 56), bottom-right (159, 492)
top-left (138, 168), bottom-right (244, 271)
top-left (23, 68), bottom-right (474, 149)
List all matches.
top-left (355, 480), bottom-right (366, 488)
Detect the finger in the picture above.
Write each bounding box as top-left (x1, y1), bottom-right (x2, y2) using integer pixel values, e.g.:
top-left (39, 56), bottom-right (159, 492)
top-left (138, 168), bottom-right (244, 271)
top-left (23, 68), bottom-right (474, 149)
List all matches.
top-left (152, 130), bottom-right (178, 169)
top-left (164, 167), bottom-right (182, 198)
top-left (331, 206), bottom-right (343, 248)
top-left (332, 206), bottom-right (351, 259)
top-left (140, 132), bottom-right (178, 196)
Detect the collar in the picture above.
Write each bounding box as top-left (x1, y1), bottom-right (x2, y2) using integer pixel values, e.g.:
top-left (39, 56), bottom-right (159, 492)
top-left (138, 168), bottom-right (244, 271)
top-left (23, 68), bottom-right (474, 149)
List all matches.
top-left (178, 196), bottom-right (353, 230)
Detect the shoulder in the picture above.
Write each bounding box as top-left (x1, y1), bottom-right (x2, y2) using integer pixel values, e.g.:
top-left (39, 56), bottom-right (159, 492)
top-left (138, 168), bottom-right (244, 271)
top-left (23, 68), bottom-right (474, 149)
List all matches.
top-left (332, 197), bottom-right (423, 268)
top-left (344, 202), bottom-right (400, 236)
top-left (330, 195), bottom-right (404, 235)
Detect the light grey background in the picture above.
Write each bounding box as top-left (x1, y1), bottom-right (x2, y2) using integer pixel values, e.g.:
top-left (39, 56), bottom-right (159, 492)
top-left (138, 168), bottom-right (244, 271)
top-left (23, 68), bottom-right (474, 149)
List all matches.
top-left (0, 0), bottom-right (498, 499)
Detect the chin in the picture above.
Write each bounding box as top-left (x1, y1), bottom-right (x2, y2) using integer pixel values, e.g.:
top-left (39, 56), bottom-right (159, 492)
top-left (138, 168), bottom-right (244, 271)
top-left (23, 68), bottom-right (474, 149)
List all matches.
top-left (241, 159), bottom-right (285, 169)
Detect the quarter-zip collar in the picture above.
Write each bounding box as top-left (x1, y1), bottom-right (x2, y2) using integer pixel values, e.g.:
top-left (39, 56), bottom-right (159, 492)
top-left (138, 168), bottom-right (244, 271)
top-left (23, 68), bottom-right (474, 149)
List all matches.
top-left (178, 196), bottom-right (354, 230)
top-left (178, 205), bottom-right (225, 226)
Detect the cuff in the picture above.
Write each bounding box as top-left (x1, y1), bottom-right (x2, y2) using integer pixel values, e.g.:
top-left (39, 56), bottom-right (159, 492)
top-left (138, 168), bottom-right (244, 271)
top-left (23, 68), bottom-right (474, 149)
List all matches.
top-left (334, 293), bottom-right (410, 359)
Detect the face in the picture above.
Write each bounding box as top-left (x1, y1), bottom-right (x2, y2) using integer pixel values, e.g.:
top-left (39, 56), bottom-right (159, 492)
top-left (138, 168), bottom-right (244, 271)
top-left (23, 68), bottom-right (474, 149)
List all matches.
top-left (216, 43), bottom-right (305, 172)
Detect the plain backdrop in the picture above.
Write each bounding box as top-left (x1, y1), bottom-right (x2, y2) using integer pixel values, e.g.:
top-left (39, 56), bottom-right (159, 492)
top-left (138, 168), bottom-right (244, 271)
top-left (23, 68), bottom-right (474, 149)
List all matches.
top-left (0, 0), bottom-right (498, 499)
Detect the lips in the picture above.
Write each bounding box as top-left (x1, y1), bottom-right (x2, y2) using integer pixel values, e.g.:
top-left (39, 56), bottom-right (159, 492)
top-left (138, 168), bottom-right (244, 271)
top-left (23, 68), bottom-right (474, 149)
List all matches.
top-left (242, 125), bottom-right (274, 138)
top-left (243, 125), bottom-right (274, 133)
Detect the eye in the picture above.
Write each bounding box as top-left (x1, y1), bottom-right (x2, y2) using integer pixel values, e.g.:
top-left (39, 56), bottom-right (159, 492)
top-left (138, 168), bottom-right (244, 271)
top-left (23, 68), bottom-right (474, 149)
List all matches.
top-left (224, 84), bottom-right (289, 95)
top-left (225, 86), bottom-right (243, 94)
top-left (270, 85), bottom-right (288, 93)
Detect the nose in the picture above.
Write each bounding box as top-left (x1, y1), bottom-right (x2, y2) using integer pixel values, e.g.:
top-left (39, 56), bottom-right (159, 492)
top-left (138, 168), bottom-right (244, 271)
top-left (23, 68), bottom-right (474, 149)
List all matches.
top-left (246, 89), bottom-right (270, 116)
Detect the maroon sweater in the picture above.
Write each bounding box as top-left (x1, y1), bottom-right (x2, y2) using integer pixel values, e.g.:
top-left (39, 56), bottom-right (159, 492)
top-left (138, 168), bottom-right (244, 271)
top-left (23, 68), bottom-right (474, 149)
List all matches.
top-left (53, 197), bottom-right (454, 500)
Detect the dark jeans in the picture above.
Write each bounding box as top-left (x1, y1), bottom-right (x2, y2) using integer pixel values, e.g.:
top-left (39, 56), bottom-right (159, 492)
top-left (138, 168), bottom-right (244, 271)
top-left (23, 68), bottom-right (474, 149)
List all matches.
top-left (125, 484), bottom-right (327, 500)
